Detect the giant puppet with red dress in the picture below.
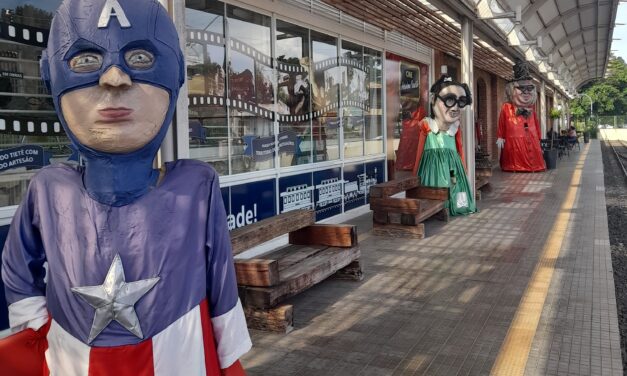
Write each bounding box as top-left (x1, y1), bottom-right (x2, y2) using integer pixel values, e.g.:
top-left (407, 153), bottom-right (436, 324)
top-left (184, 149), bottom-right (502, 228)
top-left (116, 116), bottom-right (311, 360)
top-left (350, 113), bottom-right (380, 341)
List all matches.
top-left (496, 60), bottom-right (546, 172)
top-left (0, 0), bottom-right (252, 374)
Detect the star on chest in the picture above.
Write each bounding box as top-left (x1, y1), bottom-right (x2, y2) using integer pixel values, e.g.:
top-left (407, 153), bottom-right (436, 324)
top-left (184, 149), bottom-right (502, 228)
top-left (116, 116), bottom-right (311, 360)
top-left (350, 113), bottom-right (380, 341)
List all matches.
top-left (71, 254), bottom-right (159, 344)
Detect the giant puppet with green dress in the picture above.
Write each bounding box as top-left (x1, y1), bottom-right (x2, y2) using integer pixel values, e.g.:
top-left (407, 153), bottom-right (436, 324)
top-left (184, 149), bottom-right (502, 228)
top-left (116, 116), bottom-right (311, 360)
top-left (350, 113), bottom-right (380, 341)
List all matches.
top-left (411, 75), bottom-right (476, 216)
top-left (496, 59), bottom-right (546, 172)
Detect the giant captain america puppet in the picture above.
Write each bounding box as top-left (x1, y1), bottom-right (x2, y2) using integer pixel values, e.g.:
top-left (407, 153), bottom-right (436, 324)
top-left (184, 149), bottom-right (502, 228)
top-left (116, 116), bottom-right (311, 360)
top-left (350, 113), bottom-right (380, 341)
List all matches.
top-left (0, 0), bottom-right (252, 375)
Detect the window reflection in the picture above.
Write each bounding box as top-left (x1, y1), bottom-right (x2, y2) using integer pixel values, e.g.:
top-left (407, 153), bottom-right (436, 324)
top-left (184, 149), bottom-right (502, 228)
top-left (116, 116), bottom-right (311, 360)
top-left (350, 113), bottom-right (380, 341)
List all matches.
top-left (341, 40), bottom-right (365, 158)
top-left (186, 2), bottom-right (228, 175)
top-left (365, 47), bottom-right (383, 155)
top-left (227, 5), bottom-right (274, 173)
top-left (311, 31), bottom-right (339, 161)
top-left (0, 1), bottom-right (70, 206)
top-left (185, 1), bottom-right (384, 175)
top-left (276, 20), bottom-right (311, 167)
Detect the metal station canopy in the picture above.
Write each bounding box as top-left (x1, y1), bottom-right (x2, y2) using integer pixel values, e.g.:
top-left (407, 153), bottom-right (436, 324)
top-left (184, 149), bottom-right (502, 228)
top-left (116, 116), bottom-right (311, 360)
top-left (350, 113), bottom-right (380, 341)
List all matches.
top-left (323, 0), bottom-right (621, 97)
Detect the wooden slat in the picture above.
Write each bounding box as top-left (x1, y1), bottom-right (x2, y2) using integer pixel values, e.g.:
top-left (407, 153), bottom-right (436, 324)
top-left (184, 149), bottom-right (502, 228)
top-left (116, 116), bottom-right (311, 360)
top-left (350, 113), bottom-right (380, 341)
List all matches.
top-left (322, 0), bottom-right (514, 81)
top-left (243, 304), bottom-right (293, 333)
top-left (373, 222), bottom-right (425, 239)
top-left (289, 224), bottom-right (358, 248)
top-left (369, 197), bottom-right (422, 214)
top-left (368, 176), bottom-right (419, 198)
top-left (373, 210), bottom-right (389, 224)
top-left (476, 176), bottom-right (490, 190)
top-left (234, 259), bottom-right (279, 287)
top-left (230, 209), bottom-right (315, 255)
top-left (265, 245), bottom-right (327, 272)
top-left (239, 246), bottom-right (361, 309)
top-left (332, 260), bottom-right (363, 281)
top-left (416, 199), bottom-right (446, 223)
top-left (476, 167), bottom-right (493, 178)
top-left (406, 186), bottom-right (449, 201)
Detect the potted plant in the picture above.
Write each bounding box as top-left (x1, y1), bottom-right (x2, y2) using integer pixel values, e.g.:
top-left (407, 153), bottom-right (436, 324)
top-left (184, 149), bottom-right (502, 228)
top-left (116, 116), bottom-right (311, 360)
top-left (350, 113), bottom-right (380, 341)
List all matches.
top-left (543, 108), bottom-right (562, 169)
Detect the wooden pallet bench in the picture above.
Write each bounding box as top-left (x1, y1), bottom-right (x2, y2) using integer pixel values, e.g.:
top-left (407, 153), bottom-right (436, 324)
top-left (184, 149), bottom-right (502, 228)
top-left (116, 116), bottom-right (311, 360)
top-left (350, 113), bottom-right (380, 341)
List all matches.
top-left (475, 167), bottom-right (493, 200)
top-left (369, 176), bottom-right (449, 239)
top-left (230, 209), bottom-right (361, 333)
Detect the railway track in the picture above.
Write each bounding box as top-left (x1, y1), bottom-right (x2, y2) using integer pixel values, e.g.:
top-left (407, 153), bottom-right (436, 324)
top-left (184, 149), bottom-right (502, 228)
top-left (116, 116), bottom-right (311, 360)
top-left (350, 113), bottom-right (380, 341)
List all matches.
top-left (604, 136), bottom-right (627, 181)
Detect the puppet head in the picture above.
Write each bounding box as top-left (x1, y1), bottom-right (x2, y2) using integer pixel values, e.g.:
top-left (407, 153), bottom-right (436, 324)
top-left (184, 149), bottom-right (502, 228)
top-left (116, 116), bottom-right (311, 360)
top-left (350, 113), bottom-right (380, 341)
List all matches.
top-left (430, 75), bottom-right (472, 129)
top-left (40, 0), bottom-right (184, 206)
top-left (505, 59), bottom-right (537, 108)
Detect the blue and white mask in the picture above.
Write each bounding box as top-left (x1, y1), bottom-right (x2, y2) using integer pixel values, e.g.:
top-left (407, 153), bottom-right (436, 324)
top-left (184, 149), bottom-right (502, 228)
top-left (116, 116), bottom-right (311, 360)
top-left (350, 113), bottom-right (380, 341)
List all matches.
top-left (41, 0), bottom-right (184, 206)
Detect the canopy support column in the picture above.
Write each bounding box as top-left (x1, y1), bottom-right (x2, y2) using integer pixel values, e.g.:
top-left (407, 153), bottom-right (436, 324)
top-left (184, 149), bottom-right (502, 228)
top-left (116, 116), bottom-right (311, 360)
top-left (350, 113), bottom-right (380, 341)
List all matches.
top-left (540, 80), bottom-right (547, 136)
top-left (461, 17), bottom-right (475, 198)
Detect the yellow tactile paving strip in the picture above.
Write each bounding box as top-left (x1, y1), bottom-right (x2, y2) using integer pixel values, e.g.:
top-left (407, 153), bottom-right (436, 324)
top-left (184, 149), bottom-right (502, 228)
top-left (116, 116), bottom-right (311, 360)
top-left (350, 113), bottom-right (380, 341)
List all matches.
top-left (490, 148), bottom-right (588, 376)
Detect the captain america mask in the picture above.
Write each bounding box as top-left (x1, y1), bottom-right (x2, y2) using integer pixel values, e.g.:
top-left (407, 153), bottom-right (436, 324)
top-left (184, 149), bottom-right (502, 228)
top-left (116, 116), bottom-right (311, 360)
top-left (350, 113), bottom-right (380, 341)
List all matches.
top-left (40, 0), bottom-right (185, 206)
top-left (41, 0), bottom-right (184, 154)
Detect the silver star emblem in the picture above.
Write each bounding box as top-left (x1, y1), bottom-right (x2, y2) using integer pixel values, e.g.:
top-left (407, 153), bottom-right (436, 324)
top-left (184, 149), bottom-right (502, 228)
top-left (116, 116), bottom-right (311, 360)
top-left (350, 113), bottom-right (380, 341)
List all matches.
top-left (71, 254), bottom-right (159, 343)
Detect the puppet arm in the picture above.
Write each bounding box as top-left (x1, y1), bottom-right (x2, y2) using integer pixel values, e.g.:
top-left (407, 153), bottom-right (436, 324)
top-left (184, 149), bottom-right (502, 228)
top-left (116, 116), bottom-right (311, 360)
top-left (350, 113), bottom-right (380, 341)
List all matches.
top-left (496, 105), bottom-right (507, 148)
top-left (205, 172), bottom-right (252, 371)
top-left (2, 186), bottom-right (48, 333)
top-left (534, 112), bottom-right (542, 141)
top-left (0, 186), bottom-right (49, 376)
top-left (411, 121), bottom-right (430, 176)
top-left (455, 130), bottom-right (467, 171)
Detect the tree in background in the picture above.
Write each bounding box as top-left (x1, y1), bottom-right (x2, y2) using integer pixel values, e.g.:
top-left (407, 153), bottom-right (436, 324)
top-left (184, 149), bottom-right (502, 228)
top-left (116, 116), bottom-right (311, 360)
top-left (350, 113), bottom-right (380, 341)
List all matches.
top-left (570, 56), bottom-right (627, 132)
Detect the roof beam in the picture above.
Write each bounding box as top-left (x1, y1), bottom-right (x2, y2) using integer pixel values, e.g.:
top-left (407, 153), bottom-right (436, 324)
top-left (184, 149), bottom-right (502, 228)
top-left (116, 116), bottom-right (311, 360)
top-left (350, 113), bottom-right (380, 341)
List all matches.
top-left (532, 2), bottom-right (610, 39)
top-left (522, 0), bottom-right (551, 20)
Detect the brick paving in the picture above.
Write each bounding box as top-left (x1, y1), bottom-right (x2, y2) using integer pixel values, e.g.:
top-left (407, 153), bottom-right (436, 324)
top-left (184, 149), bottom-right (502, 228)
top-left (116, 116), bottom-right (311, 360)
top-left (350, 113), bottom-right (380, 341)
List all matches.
top-left (240, 140), bottom-right (622, 376)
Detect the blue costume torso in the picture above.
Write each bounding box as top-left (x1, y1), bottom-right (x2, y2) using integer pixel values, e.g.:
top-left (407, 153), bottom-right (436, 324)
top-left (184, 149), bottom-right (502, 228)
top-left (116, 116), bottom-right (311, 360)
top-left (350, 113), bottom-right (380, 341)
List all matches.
top-left (3, 160), bottom-right (238, 346)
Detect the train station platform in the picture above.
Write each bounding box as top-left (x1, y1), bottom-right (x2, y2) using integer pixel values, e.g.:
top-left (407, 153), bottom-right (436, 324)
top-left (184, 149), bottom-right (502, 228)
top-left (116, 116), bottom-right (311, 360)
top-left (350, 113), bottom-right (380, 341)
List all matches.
top-left (240, 139), bottom-right (622, 376)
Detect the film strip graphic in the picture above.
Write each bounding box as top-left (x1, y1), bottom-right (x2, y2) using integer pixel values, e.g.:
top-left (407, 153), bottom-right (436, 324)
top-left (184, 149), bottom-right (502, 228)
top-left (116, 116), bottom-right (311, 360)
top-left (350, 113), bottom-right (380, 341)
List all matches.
top-left (0, 21), bottom-right (48, 48)
top-left (189, 94), bottom-right (370, 123)
top-left (188, 95), bottom-right (275, 121)
top-left (313, 57), bottom-right (368, 74)
top-left (187, 29), bottom-right (225, 47)
top-left (277, 100), bottom-right (370, 123)
top-left (229, 38), bottom-right (273, 67)
top-left (277, 61), bottom-right (307, 74)
top-left (0, 116), bottom-right (64, 136)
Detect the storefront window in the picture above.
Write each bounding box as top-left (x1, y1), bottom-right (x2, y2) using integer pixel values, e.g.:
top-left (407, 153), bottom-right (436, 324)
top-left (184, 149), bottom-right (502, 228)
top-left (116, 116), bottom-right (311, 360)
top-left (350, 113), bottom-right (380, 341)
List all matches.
top-left (311, 31), bottom-right (339, 162)
top-left (341, 40), bottom-right (365, 159)
top-left (226, 6), bottom-right (274, 174)
top-left (385, 53), bottom-right (429, 160)
top-left (276, 20), bottom-right (311, 167)
top-left (364, 47), bottom-right (383, 155)
top-left (186, 1), bottom-right (228, 174)
top-left (0, 1), bottom-right (69, 207)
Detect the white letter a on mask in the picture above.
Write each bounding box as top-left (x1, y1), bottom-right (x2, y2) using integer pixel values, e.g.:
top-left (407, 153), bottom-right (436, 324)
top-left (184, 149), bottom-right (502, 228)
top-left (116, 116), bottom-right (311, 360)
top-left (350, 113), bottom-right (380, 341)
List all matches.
top-left (98, 0), bottom-right (131, 28)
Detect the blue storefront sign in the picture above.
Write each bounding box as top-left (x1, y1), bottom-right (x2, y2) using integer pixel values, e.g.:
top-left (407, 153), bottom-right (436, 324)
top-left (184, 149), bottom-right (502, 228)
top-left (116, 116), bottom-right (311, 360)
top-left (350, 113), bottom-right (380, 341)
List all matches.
top-left (252, 136), bottom-right (276, 162)
top-left (279, 173), bottom-right (313, 214)
top-left (0, 145), bottom-right (49, 173)
top-left (277, 130), bottom-right (297, 154)
top-left (343, 163), bottom-right (365, 211)
top-left (365, 160), bottom-right (385, 203)
top-left (229, 179), bottom-right (276, 230)
top-left (313, 168), bottom-right (342, 220)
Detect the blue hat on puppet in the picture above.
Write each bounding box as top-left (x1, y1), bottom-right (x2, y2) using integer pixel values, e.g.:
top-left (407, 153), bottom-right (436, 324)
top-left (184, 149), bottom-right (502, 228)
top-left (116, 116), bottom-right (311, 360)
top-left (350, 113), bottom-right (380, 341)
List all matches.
top-left (40, 0), bottom-right (184, 206)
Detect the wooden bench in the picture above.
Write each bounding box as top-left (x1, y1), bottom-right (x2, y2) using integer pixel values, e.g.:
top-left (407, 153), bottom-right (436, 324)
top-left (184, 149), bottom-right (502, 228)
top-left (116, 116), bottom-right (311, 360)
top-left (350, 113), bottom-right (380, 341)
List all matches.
top-left (369, 176), bottom-right (449, 239)
top-left (475, 166), bottom-right (492, 200)
top-left (230, 209), bottom-right (361, 333)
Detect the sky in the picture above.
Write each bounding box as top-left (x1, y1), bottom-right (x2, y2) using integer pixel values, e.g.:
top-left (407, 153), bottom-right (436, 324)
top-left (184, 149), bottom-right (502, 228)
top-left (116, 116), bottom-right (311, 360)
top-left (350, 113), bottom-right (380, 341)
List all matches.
top-left (612, 2), bottom-right (627, 62)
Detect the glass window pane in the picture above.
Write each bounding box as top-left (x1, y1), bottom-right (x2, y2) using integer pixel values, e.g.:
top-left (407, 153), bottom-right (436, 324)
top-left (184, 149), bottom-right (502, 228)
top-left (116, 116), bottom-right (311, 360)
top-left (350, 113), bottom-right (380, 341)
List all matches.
top-left (311, 31), bottom-right (339, 161)
top-left (185, 1), bottom-right (228, 175)
top-left (364, 47), bottom-right (383, 155)
top-left (341, 40), bottom-right (364, 158)
top-left (227, 6), bottom-right (274, 174)
top-left (0, 1), bottom-right (70, 206)
top-left (276, 20), bottom-right (311, 167)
